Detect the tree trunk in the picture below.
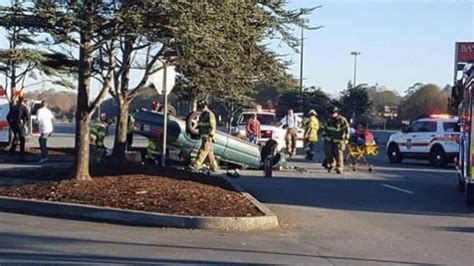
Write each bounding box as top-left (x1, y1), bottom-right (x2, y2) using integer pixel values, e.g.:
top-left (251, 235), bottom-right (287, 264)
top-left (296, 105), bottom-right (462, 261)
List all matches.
top-left (113, 99), bottom-right (129, 159)
top-left (112, 38), bottom-right (133, 159)
top-left (73, 12), bottom-right (93, 181)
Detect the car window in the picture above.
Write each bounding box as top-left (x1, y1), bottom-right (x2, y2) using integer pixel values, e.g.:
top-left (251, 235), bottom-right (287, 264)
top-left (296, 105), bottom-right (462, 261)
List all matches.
top-left (421, 121), bottom-right (437, 132)
top-left (408, 121), bottom-right (424, 133)
top-left (443, 122), bottom-right (460, 132)
top-left (408, 121), bottom-right (437, 133)
top-left (238, 114), bottom-right (276, 125)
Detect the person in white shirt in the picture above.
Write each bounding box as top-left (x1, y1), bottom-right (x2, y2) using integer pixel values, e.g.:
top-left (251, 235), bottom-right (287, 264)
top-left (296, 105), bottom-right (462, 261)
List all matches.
top-left (279, 109), bottom-right (302, 156)
top-left (37, 100), bottom-right (54, 163)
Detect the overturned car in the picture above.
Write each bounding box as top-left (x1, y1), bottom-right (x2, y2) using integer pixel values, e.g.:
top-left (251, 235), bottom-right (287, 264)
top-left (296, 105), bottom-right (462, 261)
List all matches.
top-left (133, 110), bottom-right (287, 169)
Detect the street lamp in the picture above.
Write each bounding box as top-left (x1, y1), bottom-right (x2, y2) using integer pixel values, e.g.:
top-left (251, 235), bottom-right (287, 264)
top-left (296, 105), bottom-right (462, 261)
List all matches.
top-left (350, 51), bottom-right (361, 86)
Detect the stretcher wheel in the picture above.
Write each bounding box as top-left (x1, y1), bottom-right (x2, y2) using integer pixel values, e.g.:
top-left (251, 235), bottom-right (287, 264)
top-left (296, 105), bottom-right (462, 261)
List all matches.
top-left (351, 164), bottom-right (356, 171)
top-left (368, 165), bottom-right (373, 172)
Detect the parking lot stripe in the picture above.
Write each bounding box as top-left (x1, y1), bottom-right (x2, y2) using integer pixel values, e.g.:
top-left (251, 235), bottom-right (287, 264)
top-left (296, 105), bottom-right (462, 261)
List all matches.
top-left (382, 184), bottom-right (415, 194)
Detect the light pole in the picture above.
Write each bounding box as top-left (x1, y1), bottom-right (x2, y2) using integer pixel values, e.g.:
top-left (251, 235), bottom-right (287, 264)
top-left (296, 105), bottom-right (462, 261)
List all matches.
top-left (350, 51), bottom-right (361, 86)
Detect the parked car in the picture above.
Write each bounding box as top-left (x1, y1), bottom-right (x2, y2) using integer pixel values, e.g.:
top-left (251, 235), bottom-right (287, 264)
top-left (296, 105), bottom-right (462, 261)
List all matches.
top-left (386, 114), bottom-right (460, 167)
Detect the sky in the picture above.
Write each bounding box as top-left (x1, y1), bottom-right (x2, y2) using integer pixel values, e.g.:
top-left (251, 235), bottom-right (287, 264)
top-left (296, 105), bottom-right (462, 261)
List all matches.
top-left (282, 0), bottom-right (474, 96)
top-left (0, 0), bottom-right (473, 97)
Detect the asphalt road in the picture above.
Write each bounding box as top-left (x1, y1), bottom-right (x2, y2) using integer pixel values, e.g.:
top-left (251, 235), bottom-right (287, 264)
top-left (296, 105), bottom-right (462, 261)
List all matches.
top-left (0, 132), bottom-right (472, 265)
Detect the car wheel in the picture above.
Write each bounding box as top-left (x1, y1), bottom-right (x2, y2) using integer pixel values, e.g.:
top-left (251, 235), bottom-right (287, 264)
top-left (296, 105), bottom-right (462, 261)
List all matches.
top-left (429, 146), bottom-right (447, 167)
top-left (387, 143), bottom-right (402, 164)
top-left (186, 111), bottom-right (201, 137)
top-left (158, 105), bottom-right (177, 116)
top-left (458, 174), bottom-right (465, 192)
top-left (466, 182), bottom-right (474, 205)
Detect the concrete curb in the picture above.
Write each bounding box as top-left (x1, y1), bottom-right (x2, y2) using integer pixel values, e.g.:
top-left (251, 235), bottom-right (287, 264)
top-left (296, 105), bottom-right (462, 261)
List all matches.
top-left (0, 177), bottom-right (279, 231)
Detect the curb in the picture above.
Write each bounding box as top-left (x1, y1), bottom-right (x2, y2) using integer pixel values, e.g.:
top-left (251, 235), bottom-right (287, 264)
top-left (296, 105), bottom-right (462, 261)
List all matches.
top-left (0, 178), bottom-right (279, 231)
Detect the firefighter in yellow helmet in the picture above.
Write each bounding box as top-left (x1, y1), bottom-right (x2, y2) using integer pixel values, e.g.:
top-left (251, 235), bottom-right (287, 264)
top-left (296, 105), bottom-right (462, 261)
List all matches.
top-left (304, 109), bottom-right (320, 160)
top-left (192, 99), bottom-right (219, 171)
top-left (322, 106), bottom-right (350, 174)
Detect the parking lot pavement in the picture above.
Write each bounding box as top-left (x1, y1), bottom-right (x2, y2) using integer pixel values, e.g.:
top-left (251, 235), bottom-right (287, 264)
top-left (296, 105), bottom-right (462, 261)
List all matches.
top-left (1, 133), bottom-right (473, 265)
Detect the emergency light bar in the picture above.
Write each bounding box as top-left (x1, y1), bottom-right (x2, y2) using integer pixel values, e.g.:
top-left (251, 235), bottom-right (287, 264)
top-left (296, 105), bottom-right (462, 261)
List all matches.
top-left (429, 114), bottom-right (455, 119)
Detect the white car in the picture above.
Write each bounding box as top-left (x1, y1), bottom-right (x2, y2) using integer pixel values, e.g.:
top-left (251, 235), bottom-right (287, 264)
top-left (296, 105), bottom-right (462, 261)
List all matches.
top-left (386, 115), bottom-right (460, 167)
top-left (235, 108), bottom-right (286, 150)
top-left (235, 108), bottom-right (305, 151)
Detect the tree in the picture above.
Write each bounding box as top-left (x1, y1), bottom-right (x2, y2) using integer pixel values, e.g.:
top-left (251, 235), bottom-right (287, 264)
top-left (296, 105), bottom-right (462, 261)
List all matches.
top-left (0, 0), bottom-right (75, 104)
top-left (32, 0), bottom-right (117, 181)
top-left (170, 1), bottom-right (311, 110)
top-left (340, 84), bottom-right (372, 124)
top-left (398, 84), bottom-right (448, 121)
top-left (277, 89), bottom-right (332, 119)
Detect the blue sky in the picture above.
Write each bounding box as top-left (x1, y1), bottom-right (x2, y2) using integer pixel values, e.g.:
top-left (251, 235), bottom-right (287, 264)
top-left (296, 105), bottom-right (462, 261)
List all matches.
top-left (282, 0), bottom-right (474, 95)
top-left (0, 0), bottom-right (473, 97)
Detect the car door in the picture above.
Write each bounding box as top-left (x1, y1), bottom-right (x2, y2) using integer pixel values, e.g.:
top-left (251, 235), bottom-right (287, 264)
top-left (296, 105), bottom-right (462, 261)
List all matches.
top-left (401, 121), bottom-right (424, 154)
top-left (409, 121), bottom-right (437, 153)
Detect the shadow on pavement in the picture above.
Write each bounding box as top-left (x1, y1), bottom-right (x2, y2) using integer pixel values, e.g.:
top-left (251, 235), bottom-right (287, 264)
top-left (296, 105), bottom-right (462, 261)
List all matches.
top-left (432, 226), bottom-right (474, 233)
top-left (0, 233), bottom-right (440, 265)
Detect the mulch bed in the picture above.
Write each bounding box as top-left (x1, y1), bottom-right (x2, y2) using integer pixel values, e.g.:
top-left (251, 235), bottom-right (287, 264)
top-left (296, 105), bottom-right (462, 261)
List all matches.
top-left (0, 164), bottom-right (262, 217)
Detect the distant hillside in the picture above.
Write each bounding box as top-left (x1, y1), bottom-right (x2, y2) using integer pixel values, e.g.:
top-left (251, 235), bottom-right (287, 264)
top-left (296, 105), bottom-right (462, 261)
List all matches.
top-left (25, 89), bottom-right (77, 120)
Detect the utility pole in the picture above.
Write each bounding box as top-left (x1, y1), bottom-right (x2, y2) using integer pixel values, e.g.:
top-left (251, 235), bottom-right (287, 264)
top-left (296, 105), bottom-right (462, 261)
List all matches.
top-left (350, 51), bottom-right (361, 86)
top-left (299, 23), bottom-right (304, 95)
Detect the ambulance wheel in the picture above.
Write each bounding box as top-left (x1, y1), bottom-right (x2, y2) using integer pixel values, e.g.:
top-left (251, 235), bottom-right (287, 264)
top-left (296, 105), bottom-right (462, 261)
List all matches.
top-left (465, 183), bottom-right (474, 205)
top-left (429, 145), bottom-right (447, 167)
top-left (158, 105), bottom-right (177, 116)
top-left (186, 111), bottom-right (201, 137)
top-left (387, 144), bottom-right (402, 164)
top-left (458, 175), bottom-right (465, 192)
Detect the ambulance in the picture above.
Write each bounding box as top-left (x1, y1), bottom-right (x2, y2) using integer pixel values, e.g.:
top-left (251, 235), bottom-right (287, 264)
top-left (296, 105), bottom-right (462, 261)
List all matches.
top-left (0, 86), bottom-right (9, 147)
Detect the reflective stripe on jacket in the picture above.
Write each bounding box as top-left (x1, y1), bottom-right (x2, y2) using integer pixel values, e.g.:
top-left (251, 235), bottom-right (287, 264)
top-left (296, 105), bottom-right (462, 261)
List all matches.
top-left (198, 110), bottom-right (216, 138)
top-left (304, 115), bottom-right (320, 142)
top-left (323, 116), bottom-right (349, 143)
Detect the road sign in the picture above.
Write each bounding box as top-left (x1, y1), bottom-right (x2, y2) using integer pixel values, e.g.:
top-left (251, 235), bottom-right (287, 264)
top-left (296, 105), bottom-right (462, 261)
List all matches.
top-left (147, 65), bottom-right (176, 95)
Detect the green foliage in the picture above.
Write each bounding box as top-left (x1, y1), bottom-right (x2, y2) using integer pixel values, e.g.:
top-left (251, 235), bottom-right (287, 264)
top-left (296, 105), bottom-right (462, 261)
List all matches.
top-left (277, 89), bottom-right (332, 118)
top-left (340, 84), bottom-right (372, 123)
top-left (398, 84), bottom-right (448, 121)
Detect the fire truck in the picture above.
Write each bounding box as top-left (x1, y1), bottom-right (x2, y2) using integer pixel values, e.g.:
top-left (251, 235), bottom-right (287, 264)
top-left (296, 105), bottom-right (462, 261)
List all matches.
top-left (453, 63), bottom-right (474, 204)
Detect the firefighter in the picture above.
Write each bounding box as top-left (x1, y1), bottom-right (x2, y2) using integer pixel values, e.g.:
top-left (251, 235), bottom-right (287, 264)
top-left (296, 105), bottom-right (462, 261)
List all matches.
top-left (90, 119), bottom-right (109, 149)
top-left (304, 109), bottom-right (319, 160)
top-left (144, 140), bottom-right (160, 164)
top-left (191, 99), bottom-right (219, 171)
top-left (322, 106), bottom-right (350, 174)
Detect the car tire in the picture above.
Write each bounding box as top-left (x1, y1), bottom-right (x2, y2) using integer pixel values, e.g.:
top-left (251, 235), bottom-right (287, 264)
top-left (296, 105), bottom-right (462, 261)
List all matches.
top-left (186, 111), bottom-right (201, 137)
top-left (466, 183), bottom-right (474, 205)
top-left (429, 146), bottom-right (447, 167)
top-left (458, 174), bottom-right (465, 192)
top-left (158, 105), bottom-right (177, 116)
top-left (387, 143), bottom-right (402, 164)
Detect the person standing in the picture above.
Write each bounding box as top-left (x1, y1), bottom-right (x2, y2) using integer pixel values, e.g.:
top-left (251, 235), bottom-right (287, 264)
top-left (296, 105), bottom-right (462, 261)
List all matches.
top-left (37, 100), bottom-right (54, 163)
top-left (322, 106), bottom-right (350, 174)
top-left (280, 109), bottom-right (301, 156)
top-left (304, 109), bottom-right (320, 160)
top-left (192, 99), bottom-right (219, 171)
top-left (246, 113), bottom-right (261, 144)
top-left (6, 96), bottom-right (29, 159)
